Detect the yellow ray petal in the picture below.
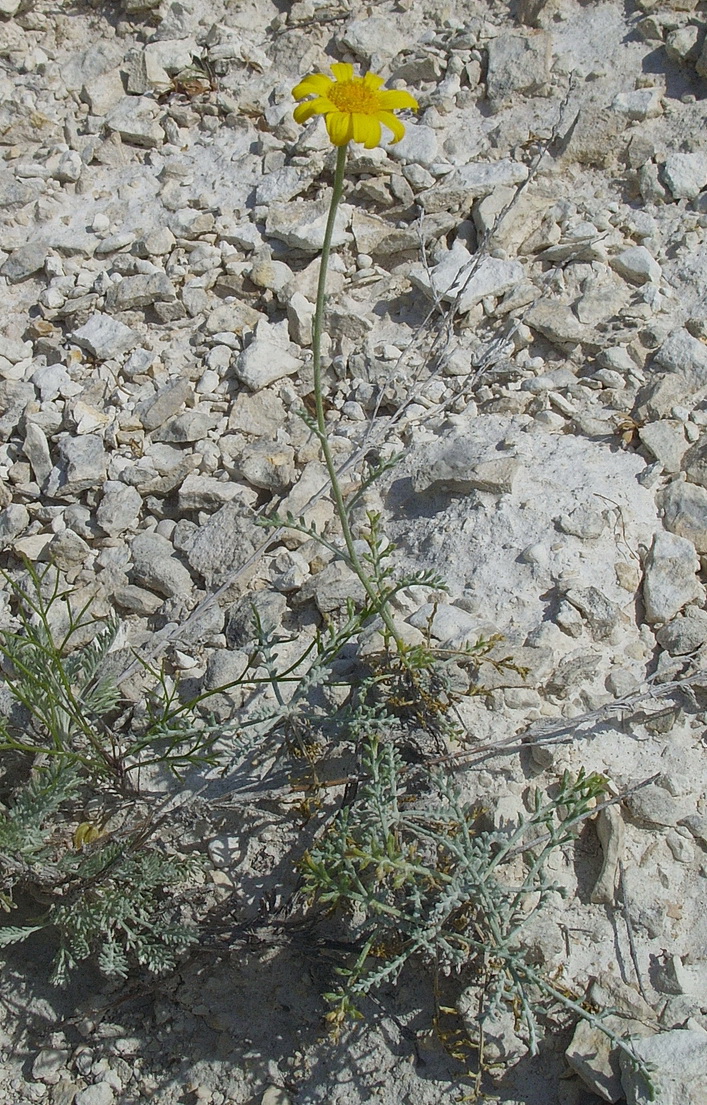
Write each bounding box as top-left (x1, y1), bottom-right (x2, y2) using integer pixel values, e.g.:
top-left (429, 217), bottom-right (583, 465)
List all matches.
top-left (378, 110), bottom-right (406, 144)
top-left (326, 110), bottom-right (354, 146)
top-left (292, 73), bottom-right (334, 100)
top-left (362, 71), bottom-right (385, 91)
top-left (352, 112), bottom-right (381, 149)
top-left (330, 62), bottom-right (354, 83)
top-left (377, 90), bottom-right (419, 111)
top-left (293, 98), bottom-right (329, 124)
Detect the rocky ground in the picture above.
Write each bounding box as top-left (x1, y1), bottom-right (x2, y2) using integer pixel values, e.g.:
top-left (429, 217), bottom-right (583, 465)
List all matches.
top-left (1, 0), bottom-right (707, 1102)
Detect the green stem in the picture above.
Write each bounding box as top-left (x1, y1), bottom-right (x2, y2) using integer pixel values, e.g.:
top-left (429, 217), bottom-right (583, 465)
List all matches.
top-left (311, 144), bottom-right (404, 651)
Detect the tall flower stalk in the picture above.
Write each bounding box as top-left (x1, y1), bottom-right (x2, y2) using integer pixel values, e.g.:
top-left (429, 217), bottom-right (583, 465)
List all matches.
top-left (292, 64), bottom-right (418, 647)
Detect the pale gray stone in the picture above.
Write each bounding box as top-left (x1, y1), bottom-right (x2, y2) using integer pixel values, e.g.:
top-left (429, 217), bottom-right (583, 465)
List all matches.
top-left (228, 390), bottom-right (286, 436)
top-left (234, 335), bottom-right (303, 391)
top-left (32, 1048), bottom-right (70, 1086)
top-left (106, 98), bottom-right (164, 148)
top-left (663, 152), bottom-right (707, 201)
top-left (665, 25), bottom-right (703, 64)
top-left (32, 362), bottom-right (71, 403)
top-left (660, 481), bottom-right (707, 555)
top-left (612, 87), bottom-right (662, 121)
top-left (121, 347), bottom-right (156, 378)
top-left (565, 586), bottom-right (622, 638)
top-left (54, 150), bottom-right (82, 184)
top-left (63, 41), bottom-right (124, 91)
top-left (525, 301), bottom-right (590, 345)
top-left (654, 328), bottom-right (707, 387)
top-left (409, 243), bottom-right (524, 314)
top-left (177, 474), bottom-right (242, 512)
top-left (557, 506), bottom-right (605, 539)
top-left (638, 420), bottom-right (688, 473)
top-left (412, 432), bottom-right (520, 496)
top-left (113, 585), bottom-right (163, 615)
top-left (682, 434), bottom-right (707, 489)
top-left (169, 208), bottom-right (214, 239)
top-left (340, 15), bottom-right (406, 61)
top-left (75, 1083), bottom-right (115, 1105)
top-left (656, 606), bottom-right (707, 655)
top-left (635, 373), bottom-right (703, 422)
top-left (152, 410), bottom-right (218, 443)
top-left (619, 1028), bottom-right (707, 1104)
top-left (610, 245), bottom-right (661, 284)
top-left (1, 241), bottom-right (48, 283)
top-left (265, 198), bottom-right (353, 252)
top-left (72, 314), bottom-right (138, 360)
top-left (132, 552), bottom-right (192, 599)
top-left (47, 529), bottom-right (91, 570)
top-left (137, 378), bottom-right (193, 431)
top-left (643, 529), bottom-right (703, 623)
top-left (235, 440), bottom-right (296, 492)
top-left (97, 482), bottom-right (142, 536)
top-left (82, 68), bottom-right (125, 116)
top-left (298, 561), bottom-right (366, 615)
top-left (487, 32), bottom-right (552, 109)
top-left (625, 783), bottom-right (694, 827)
top-left (387, 123), bottom-right (439, 168)
top-left (186, 501), bottom-right (259, 586)
top-left (0, 503), bottom-right (29, 549)
top-left (23, 421), bottom-right (52, 485)
top-left (52, 435), bottom-right (107, 497)
top-left (255, 167), bottom-right (307, 206)
top-left (106, 272), bottom-right (175, 312)
top-left (133, 227), bottom-right (176, 258)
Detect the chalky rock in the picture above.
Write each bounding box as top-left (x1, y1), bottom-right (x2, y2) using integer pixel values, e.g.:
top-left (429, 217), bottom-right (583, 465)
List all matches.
top-left (662, 151), bottom-right (707, 200)
top-left (22, 422), bottom-right (53, 485)
top-left (591, 804), bottom-right (624, 905)
top-left (265, 199), bottom-right (353, 252)
top-left (177, 474), bottom-right (244, 512)
top-left (186, 501), bottom-right (260, 587)
top-left (612, 87), bottom-right (662, 121)
top-left (296, 561), bottom-right (366, 615)
top-left (0, 503), bottom-right (29, 550)
top-left (656, 605), bottom-right (707, 655)
top-left (638, 420), bottom-right (688, 474)
top-left (619, 1028), bottom-right (707, 1105)
top-left (96, 482), bottom-right (142, 536)
top-left (106, 98), bottom-right (165, 148)
top-left (642, 530), bottom-right (703, 623)
top-left (137, 379), bottom-right (193, 432)
top-left (654, 328), bottom-right (707, 388)
top-left (610, 245), bottom-right (661, 284)
top-left (564, 586), bottom-right (622, 639)
top-left (409, 242), bottom-right (524, 313)
top-left (486, 31), bottom-right (552, 109)
top-left (681, 433), bottom-right (707, 488)
top-left (625, 782), bottom-right (694, 827)
top-left (339, 16), bottom-right (406, 61)
top-left (659, 481), bottom-right (707, 555)
top-left (234, 332), bottom-right (303, 391)
top-left (412, 430), bottom-right (520, 496)
top-left (106, 272), bottom-right (176, 312)
top-left (71, 314), bottom-right (139, 360)
top-left (131, 531), bottom-right (193, 599)
top-left (49, 435), bottom-right (107, 498)
top-left (82, 67), bottom-right (125, 115)
top-left (1, 241), bottom-right (48, 283)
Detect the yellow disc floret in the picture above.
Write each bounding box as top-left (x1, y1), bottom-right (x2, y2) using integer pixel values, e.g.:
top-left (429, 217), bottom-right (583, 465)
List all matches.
top-left (292, 62), bottom-right (418, 149)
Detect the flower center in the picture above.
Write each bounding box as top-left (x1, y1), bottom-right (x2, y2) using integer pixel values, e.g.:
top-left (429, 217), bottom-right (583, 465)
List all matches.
top-left (329, 80), bottom-right (379, 115)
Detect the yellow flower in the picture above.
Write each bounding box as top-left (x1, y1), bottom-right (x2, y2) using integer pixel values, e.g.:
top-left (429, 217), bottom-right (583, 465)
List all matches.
top-left (292, 62), bottom-right (418, 149)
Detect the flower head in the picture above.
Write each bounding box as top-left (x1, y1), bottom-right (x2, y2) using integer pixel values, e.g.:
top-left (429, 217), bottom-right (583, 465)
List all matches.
top-left (292, 62), bottom-right (418, 149)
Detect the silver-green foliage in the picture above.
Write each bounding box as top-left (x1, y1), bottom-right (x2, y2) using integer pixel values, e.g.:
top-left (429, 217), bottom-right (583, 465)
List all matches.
top-left (0, 760), bottom-right (200, 983)
top-left (303, 729), bottom-right (649, 1083)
